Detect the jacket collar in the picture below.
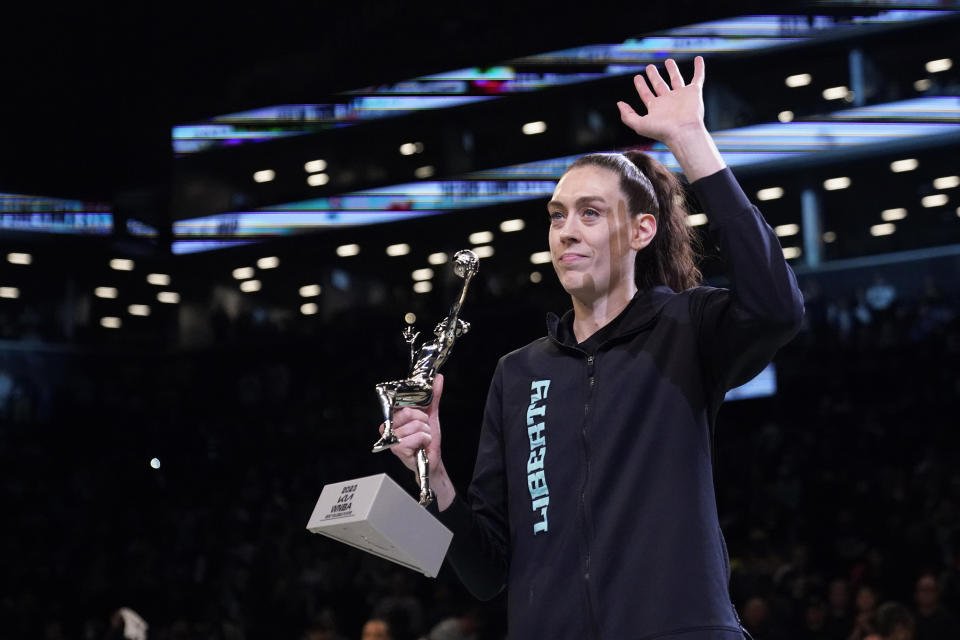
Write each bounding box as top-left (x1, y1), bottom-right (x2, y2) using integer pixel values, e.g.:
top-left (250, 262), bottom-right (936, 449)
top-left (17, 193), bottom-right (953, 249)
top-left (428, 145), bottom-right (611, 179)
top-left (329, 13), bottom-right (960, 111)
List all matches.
top-left (546, 285), bottom-right (677, 347)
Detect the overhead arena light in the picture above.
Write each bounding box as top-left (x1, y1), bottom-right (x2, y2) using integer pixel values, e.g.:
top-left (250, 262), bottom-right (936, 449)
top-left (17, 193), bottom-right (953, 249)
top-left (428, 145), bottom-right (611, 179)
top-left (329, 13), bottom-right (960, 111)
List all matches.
top-left (925, 58), bottom-right (952, 73)
top-left (253, 169), bottom-right (275, 183)
top-left (469, 231), bottom-right (494, 245)
top-left (386, 243), bottom-right (411, 257)
top-left (870, 223), bottom-right (896, 236)
top-left (157, 291), bottom-right (181, 304)
top-left (530, 251), bottom-right (552, 264)
top-left (257, 256), bottom-right (279, 269)
top-left (933, 176), bottom-right (959, 190)
top-left (95, 287), bottom-right (118, 299)
top-left (427, 252), bottom-right (448, 265)
top-left (304, 159), bottom-right (327, 173)
top-left (146, 273), bottom-right (170, 286)
top-left (411, 268), bottom-right (434, 281)
top-left (823, 177), bottom-right (851, 191)
top-left (7, 252), bottom-right (31, 265)
top-left (522, 121), bottom-right (548, 135)
top-left (881, 208), bottom-right (907, 222)
top-left (128, 304), bottom-right (151, 317)
top-left (500, 219), bottom-right (526, 232)
top-left (774, 224), bottom-right (799, 237)
top-left (686, 213), bottom-right (708, 226)
top-left (110, 258), bottom-right (134, 271)
top-left (474, 245), bottom-right (494, 258)
top-left (890, 158), bottom-right (918, 173)
top-left (232, 267), bottom-right (254, 280)
top-left (299, 284), bottom-right (322, 297)
top-left (785, 73), bottom-right (811, 88)
top-left (922, 194), bottom-right (949, 208)
top-left (240, 280), bottom-right (261, 292)
top-left (336, 244), bottom-right (360, 257)
top-left (413, 281), bottom-right (433, 294)
top-left (757, 187), bottom-right (784, 201)
top-left (782, 247), bottom-right (802, 259)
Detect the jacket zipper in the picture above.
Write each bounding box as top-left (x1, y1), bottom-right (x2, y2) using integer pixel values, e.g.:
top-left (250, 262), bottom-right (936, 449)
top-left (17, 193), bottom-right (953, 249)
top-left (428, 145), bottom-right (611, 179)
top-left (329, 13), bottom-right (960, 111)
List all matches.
top-left (582, 353), bottom-right (599, 639)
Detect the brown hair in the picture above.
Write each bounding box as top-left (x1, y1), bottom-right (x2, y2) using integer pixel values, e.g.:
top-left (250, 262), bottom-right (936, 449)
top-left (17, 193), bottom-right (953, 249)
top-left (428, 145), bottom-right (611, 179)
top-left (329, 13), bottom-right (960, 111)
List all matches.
top-left (565, 150), bottom-right (702, 291)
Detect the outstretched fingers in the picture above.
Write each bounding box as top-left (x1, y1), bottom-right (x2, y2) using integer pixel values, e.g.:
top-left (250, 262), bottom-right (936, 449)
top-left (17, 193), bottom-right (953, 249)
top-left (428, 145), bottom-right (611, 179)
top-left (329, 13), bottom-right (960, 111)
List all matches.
top-left (691, 55), bottom-right (705, 88)
top-left (665, 58), bottom-right (685, 88)
top-left (645, 64), bottom-right (671, 96)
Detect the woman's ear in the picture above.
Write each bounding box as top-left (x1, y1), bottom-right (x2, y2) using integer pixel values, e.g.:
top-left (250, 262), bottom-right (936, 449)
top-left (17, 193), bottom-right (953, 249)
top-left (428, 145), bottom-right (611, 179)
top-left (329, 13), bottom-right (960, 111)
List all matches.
top-left (631, 213), bottom-right (657, 251)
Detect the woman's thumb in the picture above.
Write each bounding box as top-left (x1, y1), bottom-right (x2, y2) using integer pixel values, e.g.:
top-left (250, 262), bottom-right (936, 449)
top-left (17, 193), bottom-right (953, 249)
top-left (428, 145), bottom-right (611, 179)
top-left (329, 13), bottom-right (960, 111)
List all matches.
top-left (429, 373), bottom-right (444, 414)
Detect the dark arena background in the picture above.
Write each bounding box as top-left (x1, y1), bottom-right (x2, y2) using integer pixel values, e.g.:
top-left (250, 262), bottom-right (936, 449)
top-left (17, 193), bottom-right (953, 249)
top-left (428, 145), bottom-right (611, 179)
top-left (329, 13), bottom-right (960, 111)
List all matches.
top-left (2, 2), bottom-right (960, 639)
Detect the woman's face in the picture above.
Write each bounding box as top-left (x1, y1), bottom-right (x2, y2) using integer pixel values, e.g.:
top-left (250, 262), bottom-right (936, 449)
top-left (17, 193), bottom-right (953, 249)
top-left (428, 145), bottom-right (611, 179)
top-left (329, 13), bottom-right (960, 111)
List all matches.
top-left (548, 165), bottom-right (641, 304)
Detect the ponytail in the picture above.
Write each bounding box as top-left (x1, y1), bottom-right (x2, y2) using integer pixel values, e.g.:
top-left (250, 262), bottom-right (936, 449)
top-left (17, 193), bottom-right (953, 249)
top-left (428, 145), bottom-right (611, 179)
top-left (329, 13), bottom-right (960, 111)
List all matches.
top-left (565, 150), bottom-right (703, 291)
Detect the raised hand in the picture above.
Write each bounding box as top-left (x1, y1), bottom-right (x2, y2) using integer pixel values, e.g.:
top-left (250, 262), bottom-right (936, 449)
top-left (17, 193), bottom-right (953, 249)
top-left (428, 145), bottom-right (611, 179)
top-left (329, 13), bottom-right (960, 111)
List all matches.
top-left (617, 56), bottom-right (706, 147)
top-left (617, 55), bottom-right (725, 182)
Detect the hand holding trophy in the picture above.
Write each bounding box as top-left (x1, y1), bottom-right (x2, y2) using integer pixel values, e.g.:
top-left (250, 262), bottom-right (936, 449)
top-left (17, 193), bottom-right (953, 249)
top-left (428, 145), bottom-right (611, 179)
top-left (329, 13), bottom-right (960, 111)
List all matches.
top-left (306, 250), bottom-right (479, 577)
top-left (372, 249), bottom-right (480, 506)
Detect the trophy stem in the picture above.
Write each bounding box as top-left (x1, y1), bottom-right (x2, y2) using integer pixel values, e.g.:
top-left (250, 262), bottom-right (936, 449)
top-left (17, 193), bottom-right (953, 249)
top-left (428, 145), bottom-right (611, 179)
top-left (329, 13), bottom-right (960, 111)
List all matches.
top-left (417, 448), bottom-right (435, 506)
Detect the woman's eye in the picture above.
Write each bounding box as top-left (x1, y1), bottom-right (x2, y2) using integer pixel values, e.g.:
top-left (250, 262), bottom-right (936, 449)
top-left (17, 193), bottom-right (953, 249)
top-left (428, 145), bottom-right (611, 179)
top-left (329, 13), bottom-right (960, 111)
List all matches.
top-left (548, 211), bottom-right (564, 221)
top-left (583, 208), bottom-right (600, 218)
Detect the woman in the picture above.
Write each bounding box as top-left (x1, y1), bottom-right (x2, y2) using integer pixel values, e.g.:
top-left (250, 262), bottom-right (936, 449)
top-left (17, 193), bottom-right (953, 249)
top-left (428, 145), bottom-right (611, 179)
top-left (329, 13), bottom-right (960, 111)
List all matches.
top-left (383, 56), bottom-right (804, 639)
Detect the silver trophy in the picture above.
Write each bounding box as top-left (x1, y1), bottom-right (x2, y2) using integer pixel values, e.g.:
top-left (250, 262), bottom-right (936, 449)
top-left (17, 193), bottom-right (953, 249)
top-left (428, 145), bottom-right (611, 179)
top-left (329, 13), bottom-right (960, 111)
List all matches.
top-left (306, 250), bottom-right (477, 577)
top-left (371, 249), bottom-right (480, 506)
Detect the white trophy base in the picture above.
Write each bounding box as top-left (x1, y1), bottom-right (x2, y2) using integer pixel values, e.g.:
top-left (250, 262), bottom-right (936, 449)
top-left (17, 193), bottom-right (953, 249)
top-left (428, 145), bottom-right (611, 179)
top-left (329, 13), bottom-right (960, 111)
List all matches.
top-left (306, 473), bottom-right (452, 578)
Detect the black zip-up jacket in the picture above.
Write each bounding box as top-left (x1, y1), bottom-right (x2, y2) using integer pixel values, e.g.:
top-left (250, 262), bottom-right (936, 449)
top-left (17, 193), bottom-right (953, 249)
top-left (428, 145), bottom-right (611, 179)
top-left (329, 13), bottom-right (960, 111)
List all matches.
top-left (435, 167), bottom-right (805, 639)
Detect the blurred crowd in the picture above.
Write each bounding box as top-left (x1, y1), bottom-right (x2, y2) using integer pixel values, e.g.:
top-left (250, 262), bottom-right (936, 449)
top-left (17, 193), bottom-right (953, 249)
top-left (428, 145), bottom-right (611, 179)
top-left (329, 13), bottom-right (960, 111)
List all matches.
top-left (2, 258), bottom-right (960, 639)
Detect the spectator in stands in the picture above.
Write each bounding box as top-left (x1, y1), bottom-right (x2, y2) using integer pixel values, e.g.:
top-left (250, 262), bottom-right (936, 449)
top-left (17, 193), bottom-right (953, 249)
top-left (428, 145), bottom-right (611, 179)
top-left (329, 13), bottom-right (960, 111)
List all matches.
top-left (360, 617), bottom-right (393, 640)
top-left (826, 577), bottom-right (855, 639)
top-left (913, 572), bottom-right (959, 639)
top-left (865, 601), bottom-right (914, 640)
top-left (849, 584), bottom-right (881, 640)
top-left (798, 595), bottom-right (830, 640)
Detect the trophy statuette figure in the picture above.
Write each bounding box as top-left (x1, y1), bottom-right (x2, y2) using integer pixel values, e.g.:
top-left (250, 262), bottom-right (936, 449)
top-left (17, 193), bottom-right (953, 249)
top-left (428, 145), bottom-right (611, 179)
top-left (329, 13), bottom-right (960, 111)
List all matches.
top-left (371, 249), bottom-right (479, 506)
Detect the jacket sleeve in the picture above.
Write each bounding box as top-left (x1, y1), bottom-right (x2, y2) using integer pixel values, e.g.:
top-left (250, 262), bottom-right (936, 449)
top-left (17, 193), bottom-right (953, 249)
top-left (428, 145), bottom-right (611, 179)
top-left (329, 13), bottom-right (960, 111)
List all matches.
top-left (688, 167), bottom-right (805, 394)
top-left (434, 360), bottom-right (510, 600)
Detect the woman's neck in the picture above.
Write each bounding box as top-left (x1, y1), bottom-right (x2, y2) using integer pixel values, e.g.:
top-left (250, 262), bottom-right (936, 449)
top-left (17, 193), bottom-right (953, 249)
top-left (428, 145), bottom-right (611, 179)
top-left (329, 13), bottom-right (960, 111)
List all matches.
top-left (570, 282), bottom-right (637, 343)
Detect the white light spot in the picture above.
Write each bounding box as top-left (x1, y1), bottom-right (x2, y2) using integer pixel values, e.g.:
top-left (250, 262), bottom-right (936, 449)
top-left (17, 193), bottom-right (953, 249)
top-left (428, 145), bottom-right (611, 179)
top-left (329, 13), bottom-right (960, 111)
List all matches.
top-left (823, 177), bottom-right (851, 191)
top-left (150, 458), bottom-right (161, 469)
top-left (823, 231), bottom-right (837, 243)
top-left (785, 73), bottom-right (811, 88)
top-left (427, 252), bottom-right (448, 265)
top-left (822, 86), bottom-right (849, 101)
top-left (774, 223), bottom-right (799, 237)
top-left (300, 302), bottom-right (319, 315)
top-left (0, 287), bottom-right (19, 299)
top-left (404, 312), bottom-right (417, 324)
top-left (782, 247), bottom-right (802, 259)
top-left (257, 256), bottom-right (280, 269)
top-left (386, 243), bottom-right (410, 257)
top-left (469, 231), bottom-right (494, 245)
top-left (474, 245), bottom-right (494, 258)
top-left (110, 258), bottom-right (134, 271)
top-left (530, 271), bottom-right (543, 283)
top-left (686, 213), bottom-right (708, 226)
top-left (881, 208), bottom-right (907, 222)
top-left (777, 110), bottom-right (794, 123)
top-left (411, 268), bottom-right (434, 281)
top-left (922, 194), bottom-right (949, 208)
top-left (157, 291), bottom-right (180, 304)
top-left (232, 266), bottom-right (254, 280)
top-left (530, 251), bottom-right (552, 264)
top-left (926, 58), bottom-right (952, 73)
top-left (413, 281), bottom-right (433, 294)
top-left (522, 121), bottom-right (548, 135)
top-left (7, 252), bottom-right (31, 265)
top-left (128, 304), bottom-right (150, 317)
top-left (253, 169), bottom-right (275, 183)
top-left (757, 187), bottom-right (784, 201)
top-left (336, 244), bottom-right (360, 257)
top-left (95, 287), bottom-right (118, 299)
top-left (240, 279), bottom-right (261, 292)
top-left (100, 316), bottom-right (121, 329)
top-left (399, 142), bottom-right (424, 156)
top-left (890, 158), bottom-right (918, 173)
top-left (304, 159), bottom-right (327, 173)
top-left (871, 223), bottom-right (896, 236)
top-left (933, 176), bottom-right (959, 190)
top-left (146, 273), bottom-right (170, 286)
top-left (307, 173), bottom-right (330, 186)
top-left (414, 165), bottom-right (435, 179)
top-left (299, 284), bottom-right (322, 297)
top-left (500, 219), bottom-right (526, 232)
top-left (914, 78), bottom-right (932, 92)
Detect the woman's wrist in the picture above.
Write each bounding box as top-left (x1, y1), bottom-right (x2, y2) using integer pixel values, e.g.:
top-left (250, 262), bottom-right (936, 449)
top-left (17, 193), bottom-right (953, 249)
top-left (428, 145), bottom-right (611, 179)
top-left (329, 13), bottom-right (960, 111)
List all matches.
top-left (663, 123), bottom-right (726, 183)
